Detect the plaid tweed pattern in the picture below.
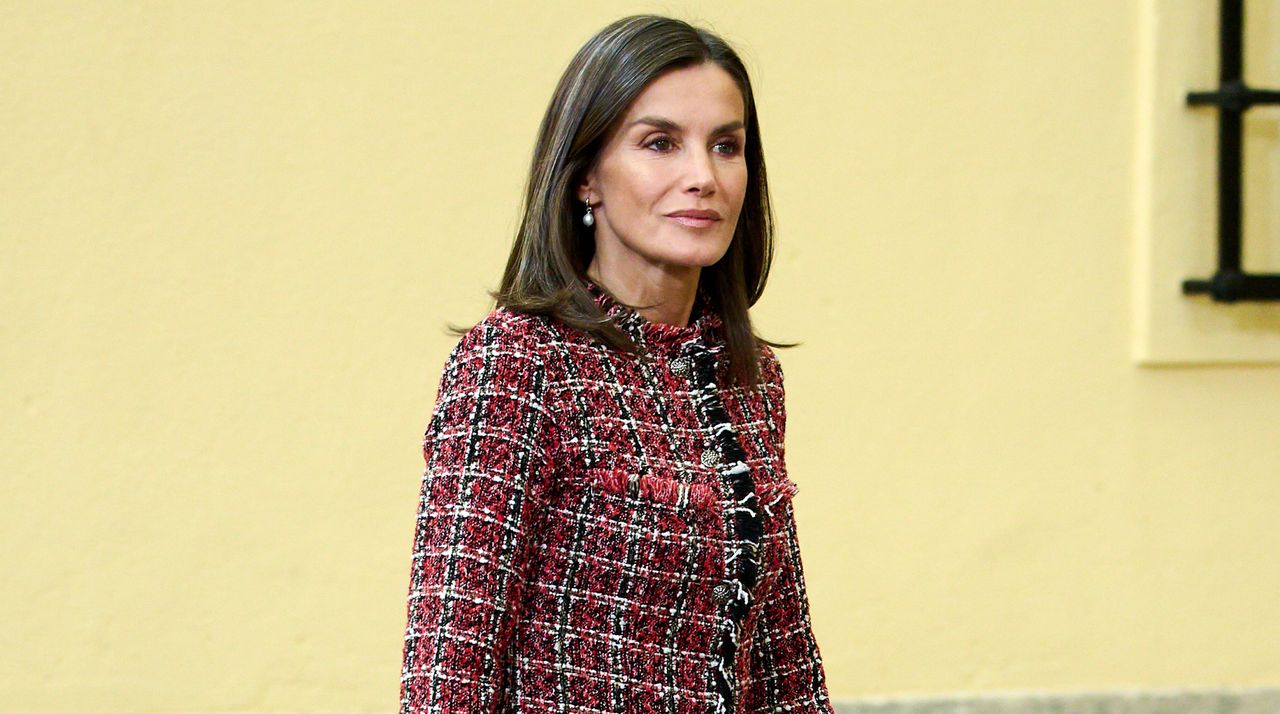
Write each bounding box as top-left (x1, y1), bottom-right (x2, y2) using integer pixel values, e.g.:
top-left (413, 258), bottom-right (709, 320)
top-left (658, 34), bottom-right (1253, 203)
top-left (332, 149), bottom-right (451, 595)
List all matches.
top-left (400, 276), bottom-right (834, 713)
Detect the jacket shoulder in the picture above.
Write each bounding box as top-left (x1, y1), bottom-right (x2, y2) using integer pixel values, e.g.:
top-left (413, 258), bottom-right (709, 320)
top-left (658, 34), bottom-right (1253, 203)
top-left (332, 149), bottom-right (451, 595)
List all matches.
top-left (757, 341), bottom-right (785, 389)
top-left (440, 306), bottom-right (564, 381)
top-left (451, 307), bottom-right (550, 351)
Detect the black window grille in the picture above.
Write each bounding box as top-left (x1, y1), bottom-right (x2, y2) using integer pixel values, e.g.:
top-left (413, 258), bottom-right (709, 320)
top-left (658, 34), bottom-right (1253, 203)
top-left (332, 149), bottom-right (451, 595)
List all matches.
top-left (1182, 0), bottom-right (1280, 302)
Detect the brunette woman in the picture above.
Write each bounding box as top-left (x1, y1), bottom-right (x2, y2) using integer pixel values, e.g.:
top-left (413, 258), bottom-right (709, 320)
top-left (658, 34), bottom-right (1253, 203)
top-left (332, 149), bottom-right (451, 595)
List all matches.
top-left (400, 14), bottom-right (834, 713)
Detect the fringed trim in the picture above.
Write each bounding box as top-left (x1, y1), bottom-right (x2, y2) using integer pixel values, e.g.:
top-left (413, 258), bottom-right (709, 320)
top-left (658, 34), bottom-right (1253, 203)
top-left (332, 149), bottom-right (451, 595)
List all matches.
top-left (584, 467), bottom-right (719, 511)
top-left (583, 468), bottom-right (796, 515)
top-left (757, 478), bottom-right (799, 517)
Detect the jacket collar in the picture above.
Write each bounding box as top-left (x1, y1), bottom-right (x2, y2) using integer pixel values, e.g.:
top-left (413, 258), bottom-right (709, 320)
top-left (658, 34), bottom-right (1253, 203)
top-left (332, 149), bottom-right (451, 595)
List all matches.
top-left (581, 275), bottom-right (723, 355)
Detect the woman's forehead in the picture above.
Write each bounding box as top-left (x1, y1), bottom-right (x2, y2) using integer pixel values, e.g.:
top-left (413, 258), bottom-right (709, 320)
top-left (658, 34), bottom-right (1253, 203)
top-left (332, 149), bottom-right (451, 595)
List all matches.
top-left (623, 66), bottom-right (745, 129)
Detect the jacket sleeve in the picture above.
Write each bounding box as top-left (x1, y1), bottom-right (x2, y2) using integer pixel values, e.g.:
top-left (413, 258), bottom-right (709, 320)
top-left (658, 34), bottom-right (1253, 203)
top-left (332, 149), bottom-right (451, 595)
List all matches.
top-left (749, 347), bottom-right (837, 712)
top-left (398, 320), bottom-right (554, 713)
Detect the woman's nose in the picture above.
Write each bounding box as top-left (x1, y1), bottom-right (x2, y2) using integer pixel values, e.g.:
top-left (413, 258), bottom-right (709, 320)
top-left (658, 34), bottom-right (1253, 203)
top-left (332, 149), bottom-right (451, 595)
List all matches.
top-left (684, 147), bottom-right (718, 195)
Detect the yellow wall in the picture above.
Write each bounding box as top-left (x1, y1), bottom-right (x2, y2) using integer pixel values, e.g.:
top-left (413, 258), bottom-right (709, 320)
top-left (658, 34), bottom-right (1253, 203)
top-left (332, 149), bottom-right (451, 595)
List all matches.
top-left (3, 1), bottom-right (1278, 711)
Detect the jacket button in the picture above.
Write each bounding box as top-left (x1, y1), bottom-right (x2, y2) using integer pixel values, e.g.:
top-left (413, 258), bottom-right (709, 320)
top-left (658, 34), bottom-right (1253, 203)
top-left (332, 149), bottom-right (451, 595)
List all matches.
top-left (701, 447), bottom-right (720, 466)
top-left (713, 582), bottom-right (734, 604)
top-left (670, 356), bottom-right (690, 376)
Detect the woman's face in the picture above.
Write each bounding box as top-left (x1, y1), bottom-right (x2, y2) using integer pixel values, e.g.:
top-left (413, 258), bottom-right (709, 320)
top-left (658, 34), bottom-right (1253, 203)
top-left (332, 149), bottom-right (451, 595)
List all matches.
top-left (579, 62), bottom-right (748, 279)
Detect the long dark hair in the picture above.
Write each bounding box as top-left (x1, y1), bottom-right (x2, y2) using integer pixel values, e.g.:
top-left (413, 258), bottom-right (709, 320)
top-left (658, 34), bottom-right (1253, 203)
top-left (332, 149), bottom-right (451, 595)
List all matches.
top-left (446, 14), bottom-right (797, 388)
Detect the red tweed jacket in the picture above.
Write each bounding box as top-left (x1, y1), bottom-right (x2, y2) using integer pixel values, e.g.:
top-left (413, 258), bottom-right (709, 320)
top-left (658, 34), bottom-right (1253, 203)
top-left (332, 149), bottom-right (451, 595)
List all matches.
top-left (399, 276), bottom-right (834, 713)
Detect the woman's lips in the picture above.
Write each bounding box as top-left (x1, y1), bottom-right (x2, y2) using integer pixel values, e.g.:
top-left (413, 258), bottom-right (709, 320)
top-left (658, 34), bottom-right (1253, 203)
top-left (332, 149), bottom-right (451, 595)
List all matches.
top-left (667, 215), bottom-right (721, 228)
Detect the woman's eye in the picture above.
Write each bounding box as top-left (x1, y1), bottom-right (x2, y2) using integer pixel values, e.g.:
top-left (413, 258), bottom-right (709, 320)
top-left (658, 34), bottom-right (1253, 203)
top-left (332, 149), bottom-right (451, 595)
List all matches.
top-left (644, 136), bottom-right (741, 155)
top-left (715, 140), bottom-right (741, 155)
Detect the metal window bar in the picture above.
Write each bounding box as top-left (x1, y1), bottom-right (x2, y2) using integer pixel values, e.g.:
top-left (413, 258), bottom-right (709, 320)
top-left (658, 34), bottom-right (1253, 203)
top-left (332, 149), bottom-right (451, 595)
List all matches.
top-left (1182, 0), bottom-right (1280, 302)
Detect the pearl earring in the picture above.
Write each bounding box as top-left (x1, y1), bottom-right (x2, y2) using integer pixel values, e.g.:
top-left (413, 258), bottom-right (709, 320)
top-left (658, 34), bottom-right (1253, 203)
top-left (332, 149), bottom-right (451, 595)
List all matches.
top-left (582, 197), bottom-right (594, 227)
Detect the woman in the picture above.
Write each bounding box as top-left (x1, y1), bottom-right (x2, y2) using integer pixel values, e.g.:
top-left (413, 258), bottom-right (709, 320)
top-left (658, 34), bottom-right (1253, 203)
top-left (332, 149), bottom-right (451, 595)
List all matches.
top-left (400, 14), bottom-right (834, 714)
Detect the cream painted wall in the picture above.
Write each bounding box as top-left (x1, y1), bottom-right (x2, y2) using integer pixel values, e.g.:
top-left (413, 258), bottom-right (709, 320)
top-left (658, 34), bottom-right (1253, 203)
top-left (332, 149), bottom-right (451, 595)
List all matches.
top-left (3, 1), bottom-right (1278, 712)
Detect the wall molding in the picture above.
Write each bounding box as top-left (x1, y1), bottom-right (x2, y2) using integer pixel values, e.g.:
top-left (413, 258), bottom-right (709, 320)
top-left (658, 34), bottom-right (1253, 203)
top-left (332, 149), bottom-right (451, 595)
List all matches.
top-left (835, 685), bottom-right (1280, 714)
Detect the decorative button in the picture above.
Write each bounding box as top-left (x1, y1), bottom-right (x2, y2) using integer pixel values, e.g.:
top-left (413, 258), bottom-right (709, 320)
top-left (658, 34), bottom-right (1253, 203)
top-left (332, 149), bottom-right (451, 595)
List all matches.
top-left (670, 356), bottom-right (690, 376)
top-left (713, 582), bottom-right (734, 604)
top-left (700, 447), bottom-right (720, 466)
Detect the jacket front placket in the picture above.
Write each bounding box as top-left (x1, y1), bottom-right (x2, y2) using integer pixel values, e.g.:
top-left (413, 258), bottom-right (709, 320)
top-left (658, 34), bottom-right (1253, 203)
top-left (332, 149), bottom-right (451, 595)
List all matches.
top-left (682, 338), bottom-right (762, 714)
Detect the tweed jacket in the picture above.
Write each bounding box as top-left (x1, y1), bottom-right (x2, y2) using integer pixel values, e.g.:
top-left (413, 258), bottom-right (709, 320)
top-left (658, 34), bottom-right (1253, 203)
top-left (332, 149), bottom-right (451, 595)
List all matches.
top-left (399, 276), bottom-right (834, 713)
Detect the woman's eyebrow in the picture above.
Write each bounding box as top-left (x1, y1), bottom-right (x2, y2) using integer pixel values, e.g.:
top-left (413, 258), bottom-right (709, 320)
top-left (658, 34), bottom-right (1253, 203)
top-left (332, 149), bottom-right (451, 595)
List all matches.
top-left (628, 116), bottom-right (745, 135)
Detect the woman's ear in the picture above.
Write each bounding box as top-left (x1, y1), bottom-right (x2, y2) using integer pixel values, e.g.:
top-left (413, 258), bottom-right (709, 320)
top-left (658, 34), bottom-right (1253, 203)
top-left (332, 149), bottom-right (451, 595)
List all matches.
top-left (577, 167), bottom-right (596, 203)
